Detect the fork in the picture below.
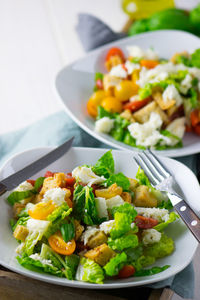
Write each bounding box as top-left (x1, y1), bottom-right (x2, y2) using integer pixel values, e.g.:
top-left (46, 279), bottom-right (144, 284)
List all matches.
top-left (134, 150), bottom-right (200, 243)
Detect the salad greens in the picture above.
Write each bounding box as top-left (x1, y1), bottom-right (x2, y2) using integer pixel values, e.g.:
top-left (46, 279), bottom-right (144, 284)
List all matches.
top-left (9, 151), bottom-right (178, 284)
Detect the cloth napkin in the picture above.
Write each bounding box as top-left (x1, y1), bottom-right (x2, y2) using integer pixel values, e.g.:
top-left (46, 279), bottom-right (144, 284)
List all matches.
top-left (0, 13), bottom-right (197, 299)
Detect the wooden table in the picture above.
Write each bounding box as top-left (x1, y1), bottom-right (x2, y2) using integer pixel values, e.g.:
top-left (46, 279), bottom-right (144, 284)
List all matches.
top-left (0, 265), bottom-right (174, 300)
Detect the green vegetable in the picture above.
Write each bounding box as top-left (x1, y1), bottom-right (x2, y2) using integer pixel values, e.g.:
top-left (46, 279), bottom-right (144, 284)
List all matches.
top-left (125, 245), bottom-right (143, 263)
top-left (190, 4), bottom-right (200, 31)
top-left (123, 132), bottom-right (136, 147)
top-left (136, 167), bottom-right (152, 188)
top-left (92, 150), bottom-right (114, 178)
top-left (111, 203), bottom-right (137, 221)
top-left (104, 252), bottom-right (127, 277)
top-left (10, 218), bottom-right (17, 232)
top-left (110, 116), bottom-right (130, 142)
top-left (25, 231), bottom-right (46, 256)
top-left (144, 234), bottom-right (174, 259)
top-left (110, 212), bottom-right (133, 239)
top-left (12, 216), bottom-right (30, 232)
top-left (188, 88), bottom-right (198, 109)
top-left (108, 234), bottom-right (138, 251)
top-left (176, 55), bottom-right (192, 67)
top-left (128, 19), bottom-right (149, 36)
top-left (65, 254), bottom-right (80, 280)
top-left (7, 190), bottom-right (33, 206)
top-left (61, 221), bottom-right (75, 243)
top-left (134, 265), bottom-right (170, 277)
top-left (40, 243), bottom-right (63, 269)
top-left (154, 212), bottom-right (179, 232)
top-left (157, 200), bottom-right (173, 210)
top-left (17, 254), bottom-right (63, 277)
top-left (76, 258), bottom-right (104, 284)
top-left (33, 177), bottom-right (45, 193)
top-left (97, 106), bottom-right (114, 120)
top-left (106, 172), bottom-right (130, 191)
top-left (133, 255), bottom-right (155, 271)
top-left (73, 184), bottom-right (86, 220)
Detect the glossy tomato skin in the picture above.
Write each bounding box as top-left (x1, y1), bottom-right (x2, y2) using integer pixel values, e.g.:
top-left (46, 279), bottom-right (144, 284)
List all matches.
top-left (87, 90), bottom-right (107, 118)
top-left (44, 171), bottom-right (55, 178)
top-left (48, 232), bottom-right (76, 255)
top-left (27, 179), bottom-right (36, 186)
top-left (114, 80), bottom-right (139, 102)
top-left (140, 59), bottom-right (159, 69)
top-left (118, 265), bottom-right (135, 279)
top-left (28, 201), bottom-right (56, 220)
top-left (123, 97), bottom-right (150, 112)
top-left (101, 96), bottom-right (122, 113)
top-left (135, 215), bottom-right (158, 229)
top-left (106, 47), bottom-right (125, 62)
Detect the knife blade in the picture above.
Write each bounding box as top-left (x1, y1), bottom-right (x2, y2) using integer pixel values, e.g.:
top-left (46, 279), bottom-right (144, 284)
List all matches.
top-left (0, 137), bottom-right (74, 196)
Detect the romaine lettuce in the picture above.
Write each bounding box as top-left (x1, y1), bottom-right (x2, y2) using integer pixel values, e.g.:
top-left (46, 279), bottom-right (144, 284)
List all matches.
top-left (154, 212), bottom-right (179, 232)
top-left (106, 173), bottom-right (130, 191)
top-left (144, 234), bottom-right (174, 259)
top-left (65, 254), bottom-right (80, 280)
top-left (76, 257), bottom-right (104, 284)
top-left (108, 233), bottom-right (138, 251)
top-left (103, 252), bottom-right (127, 277)
top-left (92, 150), bottom-right (114, 178)
top-left (134, 265), bottom-right (170, 276)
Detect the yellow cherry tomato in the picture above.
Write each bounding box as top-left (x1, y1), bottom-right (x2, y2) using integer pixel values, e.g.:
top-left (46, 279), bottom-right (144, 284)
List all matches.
top-left (131, 69), bottom-right (140, 84)
top-left (101, 97), bottom-right (123, 113)
top-left (114, 80), bottom-right (139, 102)
top-left (48, 231), bottom-right (76, 255)
top-left (28, 201), bottom-right (56, 220)
top-left (87, 90), bottom-right (106, 118)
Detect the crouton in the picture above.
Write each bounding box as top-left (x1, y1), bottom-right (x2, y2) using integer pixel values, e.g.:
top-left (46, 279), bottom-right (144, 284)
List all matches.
top-left (87, 231), bottom-right (108, 249)
top-left (32, 194), bottom-right (43, 204)
top-left (129, 178), bottom-right (139, 191)
top-left (134, 185), bottom-right (157, 208)
top-left (62, 188), bottom-right (72, 200)
top-left (120, 109), bottom-right (135, 123)
top-left (95, 183), bottom-right (122, 199)
top-left (40, 173), bottom-right (66, 196)
top-left (13, 225), bottom-right (29, 241)
top-left (13, 203), bottom-right (26, 219)
top-left (133, 101), bottom-right (168, 124)
top-left (84, 243), bottom-right (116, 266)
top-left (105, 55), bottom-right (124, 72)
top-left (153, 91), bottom-right (175, 110)
top-left (74, 220), bottom-right (84, 241)
top-left (121, 192), bottom-right (132, 203)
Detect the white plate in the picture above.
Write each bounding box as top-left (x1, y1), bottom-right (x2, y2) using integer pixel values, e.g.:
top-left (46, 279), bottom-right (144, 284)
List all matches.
top-left (0, 147), bottom-right (199, 289)
top-left (55, 30), bottom-right (200, 157)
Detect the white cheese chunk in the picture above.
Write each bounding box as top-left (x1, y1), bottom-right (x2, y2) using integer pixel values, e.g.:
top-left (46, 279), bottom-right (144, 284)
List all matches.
top-left (15, 181), bottom-right (33, 192)
top-left (135, 207), bottom-right (169, 222)
top-left (162, 84), bottom-right (183, 106)
top-left (166, 117), bottom-right (186, 146)
top-left (109, 64), bottom-right (127, 78)
top-left (72, 166), bottom-right (105, 187)
top-left (126, 46), bottom-right (158, 60)
top-left (124, 60), bottom-right (140, 74)
top-left (180, 74), bottom-right (192, 94)
top-left (95, 117), bottom-right (114, 134)
top-left (29, 253), bottom-right (53, 266)
top-left (81, 226), bottom-right (100, 245)
top-left (43, 187), bottom-right (66, 206)
top-left (142, 229), bottom-right (161, 245)
top-left (106, 195), bottom-right (124, 209)
top-left (95, 197), bottom-right (108, 220)
top-left (100, 220), bottom-right (115, 234)
top-left (26, 219), bottom-right (50, 233)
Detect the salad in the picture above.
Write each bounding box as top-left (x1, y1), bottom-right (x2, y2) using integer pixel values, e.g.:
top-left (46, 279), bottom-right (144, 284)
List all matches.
top-left (9, 151), bottom-right (178, 284)
top-left (87, 46), bottom-right (200, 150)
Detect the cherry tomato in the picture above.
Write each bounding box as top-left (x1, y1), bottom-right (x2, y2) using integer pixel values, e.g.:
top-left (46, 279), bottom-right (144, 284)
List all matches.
top-left (96, 79), bottom-right (103, 90)
top-left (87, 90), bottom-right (107, 117)
top-left (44, 171), bottom-right (55, 178)
top-left (194, 124), bottom-right (200, 135)
top-left (190, 109), bottom-right (200, 127)
top-left (131, 69), bottom-right (140, 84)
top-left (27, 179), bottom-right (36, 186)
top-left (185, 124), bottom-right (192, 132)
top-left (65, 173), bottom-right (75, 186)
top-left (123, 97), bottom-right (150, 112)
top-left (106, 47), bottom-right (125, 62)
top-left (140, 60), bottom-right (159, 69)
top-left (118, 265), bottom-right (135, 279)
top-left (48, 231), bottom-right (76, 255)
top-left (28, 201), bottom-right (56, 220)
top-left (114, 80), bottom-right (139, 102)
top-left (135, 215), bottom-right (158, 229)
top-left (101, 96), bottom-right (122, 113)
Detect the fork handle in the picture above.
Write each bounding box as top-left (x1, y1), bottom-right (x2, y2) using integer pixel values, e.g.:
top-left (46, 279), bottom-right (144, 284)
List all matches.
top-left (0, 182), bottom-right (7, 196)
top-left (171, 196), bottom-right (200, 243)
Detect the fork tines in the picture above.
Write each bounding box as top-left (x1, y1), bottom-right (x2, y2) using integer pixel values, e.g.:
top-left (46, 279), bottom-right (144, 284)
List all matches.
top-left (134, 150), bottom-right (171, 186)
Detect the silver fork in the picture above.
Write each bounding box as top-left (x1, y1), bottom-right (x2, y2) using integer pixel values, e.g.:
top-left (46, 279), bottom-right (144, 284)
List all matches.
top-left (134, 149), bottom-right (200, 243)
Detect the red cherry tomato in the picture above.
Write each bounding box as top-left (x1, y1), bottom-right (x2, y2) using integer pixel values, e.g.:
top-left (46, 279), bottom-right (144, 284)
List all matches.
top-left (194, 124), bottom-right (200, 135)
top-left (65, 173), bottom-right (75, 186)
top-left (106, 47), bottom-right (125, 62)
top-left (135, 215), bottom-right (158, 229)
top-left (96, 79), bottom-right (103, 90)
top-left (44, 171), bottom-right (55, 178)
top-left (190, 109), bottom-right (200, 127)
top-left (118, 265), bottom-right (135, 279)
top-left (27, 179), bottom-right (36, 186)
top-left (123, 97), bottom-right (150, 112)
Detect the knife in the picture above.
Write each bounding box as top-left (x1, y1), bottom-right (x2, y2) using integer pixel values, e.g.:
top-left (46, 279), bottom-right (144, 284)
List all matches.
top-left (0, 137), bottom-right (74, 196)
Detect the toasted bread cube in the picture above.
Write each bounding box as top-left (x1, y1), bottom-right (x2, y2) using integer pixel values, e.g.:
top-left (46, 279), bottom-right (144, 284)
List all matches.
top-left (153, 91), bottom-right (175, 110)
top-left (133, 101), bottom-right (168, 124)
top-left (74, 220), bottom-right (84, 241)
top-left (95, 183), bottom-right (122, 199)
top-left (129, 178), bottom-right (139, 191)
top-left (84, 243), bottom-right (116, 266)
top-left (13, 225), bottom-right (29, 241)
top-left (87, 231), bottom-right (108, 249)
top-left (134, 185), bottom-right (157, 208)
top-left (120, 109), bottom-right (135, 123)
top-left (121, 192), bottom-right (132, 203)
top-left (13, 203), bottom-right (26, 219)
top-left (40, 172), bottom-right (66, 196)
top-left (32, 194), bottom-right (43, 204)
top-left (105, 55), bottom-right (123, 72)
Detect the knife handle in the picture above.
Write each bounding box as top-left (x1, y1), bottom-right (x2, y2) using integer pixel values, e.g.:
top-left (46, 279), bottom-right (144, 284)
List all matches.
top-left (174, 199), bottom-right (200, 243)
top-left (0, 182), bottom-right (7, 196)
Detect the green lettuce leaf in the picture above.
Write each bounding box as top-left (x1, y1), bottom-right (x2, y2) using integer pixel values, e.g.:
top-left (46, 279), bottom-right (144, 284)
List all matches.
top-left (65, 254), bottom-right (80, 280)
top-left (144, 234), bottom-right (174, 259)
top-left (108, 234), bottom-right (138, 251)
top-left (97, 106), bottom-right (115, 120)
top-left (76, 257), bottom-right (104, 284)
top-left (73, 184), bottom-right (86, 220)
top-left (83, 186), bottom-right (103, 225)
top-left (188, 88), bottom-right (198, 109)
top-left (12, 216), bottom-right (30, 232)
top-left (40, 243), bottom-right (63, 269)
top-left (134, 265), bottom-right (170, 277)
top-left (157, 199), bottom-right (173, 210)
top-left (92, 150), bottom-right (114, 178)
top-left (61, 221), bottom-right (75, 242)
top-left (110, 212), bottom-right (132, 239)
top-left (103, 252), bottom-right (127, 277)
top-left (136, 167), bottom-right (152, 188)
top-left (7, 190), bottom-right (34, 206)
top-left (33, 177), bottom-right (45, 193)
top-left (17, 254), bottom-right (63, 277)
top-left (191, 48), bottom-right (200, 68)
top-left (125, 245), bottom-right (143, 263)
top-left (132, 255), bottom-right (155, 271)
top-left (106, 172), bottom-right (130, 191)
top-left (111, 203), bottom-right (137, 220)
top-left (154, 212), bottom-right (179, 232)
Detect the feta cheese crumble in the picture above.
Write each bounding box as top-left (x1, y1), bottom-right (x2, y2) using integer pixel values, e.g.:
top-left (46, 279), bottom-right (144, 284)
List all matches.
top-left (29, 253), bottom-right (53, 266)
top-left (166, 117), bottom-right (186, 145)
top-left (109, 64), bottom-right (127, 78)
top-left (142, 229), bottom-right (161, 245)
top-left (126, 46), bottom-right (158, 60)
top-left (105, 195), bottom-right (124, 209)
top-left (99, 220), bottom-right (115, 234)
top-left (43, 187), bottom-right (67, 206)
top-left (162, 84), bottom-right (183, 106)
top-left (15, 181), bottom-right (33, 192)
top-left (26, 219), bottom-right (50, 233)
top-left (72, 166), bottom-right (105, 186)
top-left (95, 117), bottom-right (114, 134)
